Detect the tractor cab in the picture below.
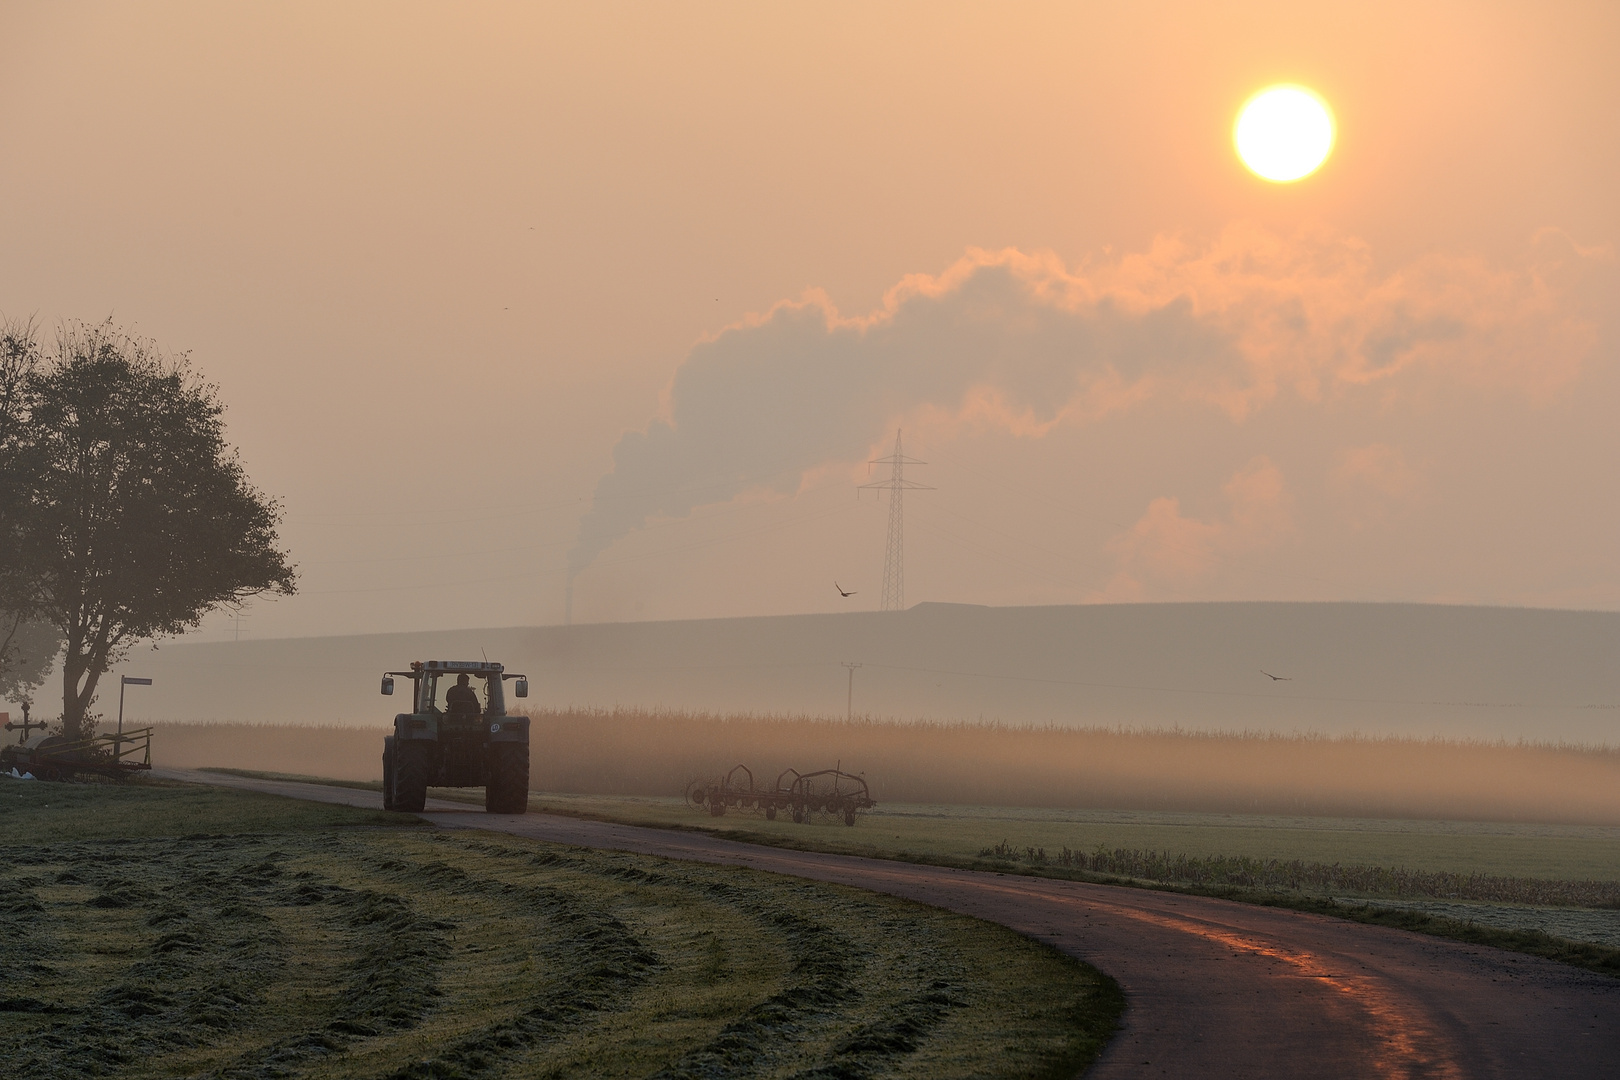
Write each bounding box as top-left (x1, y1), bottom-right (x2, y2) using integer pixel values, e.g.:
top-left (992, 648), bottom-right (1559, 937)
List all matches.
top-left (382, 661), bottom-right (527, 721)
top-left (378, 660), bottom-right (531, 814)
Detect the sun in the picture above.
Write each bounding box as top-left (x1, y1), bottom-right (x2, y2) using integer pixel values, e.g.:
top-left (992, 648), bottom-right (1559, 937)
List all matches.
top-left (1234, 85), bottom-right (1335, 183)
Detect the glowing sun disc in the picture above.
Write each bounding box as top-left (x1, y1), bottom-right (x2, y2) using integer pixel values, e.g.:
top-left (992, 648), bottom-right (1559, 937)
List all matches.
top-left (1234, 85), bottom-right (1335, 182)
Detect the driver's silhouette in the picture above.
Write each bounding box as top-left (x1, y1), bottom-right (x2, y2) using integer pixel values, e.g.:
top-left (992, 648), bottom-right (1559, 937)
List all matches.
top-left (445, 673), bottom-right (480, 717)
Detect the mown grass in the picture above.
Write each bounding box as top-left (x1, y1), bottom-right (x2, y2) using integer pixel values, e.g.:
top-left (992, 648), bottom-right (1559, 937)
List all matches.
top-left (0, 777), bottom-right (1121, 1079)
top-left (0, 774), bottom-right (409, 840)
top-left (194, 770), bottom-right (1620, 979)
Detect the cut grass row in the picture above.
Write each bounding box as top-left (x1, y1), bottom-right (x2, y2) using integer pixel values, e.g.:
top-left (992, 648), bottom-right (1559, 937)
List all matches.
top-left (0, 777), bottom-right (1121, 1080)
top-left (199, 767), bottom-right (1620, 977)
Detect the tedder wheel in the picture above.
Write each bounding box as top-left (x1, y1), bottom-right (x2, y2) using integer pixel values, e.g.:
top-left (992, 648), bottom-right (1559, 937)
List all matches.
top-left (765, 804), bottom-right (777, 821)
top-left (393, 740), bottom-right (431, 813)
top-left (381, 736), bottom-right (397, 811)
top-left (485, 742), bottom-right (529, 814)
top-left (844, 808), bottom-right (857, 826)
top-left (708, 796), bottom-right (727, 816)
top-left (791, 805), bottom-right (805, 824)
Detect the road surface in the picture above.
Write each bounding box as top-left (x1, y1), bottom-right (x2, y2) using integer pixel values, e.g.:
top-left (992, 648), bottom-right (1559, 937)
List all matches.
top-left (157, 769), bottom-right (1618, 1079)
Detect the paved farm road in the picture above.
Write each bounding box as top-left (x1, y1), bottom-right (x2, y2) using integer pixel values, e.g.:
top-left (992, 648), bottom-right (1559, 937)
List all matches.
top-left (159, 770), bottom-right (1618, 1079)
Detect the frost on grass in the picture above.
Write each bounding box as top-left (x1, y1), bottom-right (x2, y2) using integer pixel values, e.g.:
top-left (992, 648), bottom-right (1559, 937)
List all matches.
top-left (0, 782), bottom-right (1115, 1080)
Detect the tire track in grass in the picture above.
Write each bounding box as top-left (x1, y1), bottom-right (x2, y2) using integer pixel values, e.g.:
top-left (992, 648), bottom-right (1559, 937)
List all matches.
top-left (639, 877), bottom-right (964, 1079)
top-left (209, 874), bottom-right (456, 1077)
top-left (367, 850), bottom-right (661, 1080)
top-left (403, 837), bottom-right (975, 1080)
top-left (0, 874), bottom-right (59, 1015)
top-left (1, 837), bottom-right (291, 1079)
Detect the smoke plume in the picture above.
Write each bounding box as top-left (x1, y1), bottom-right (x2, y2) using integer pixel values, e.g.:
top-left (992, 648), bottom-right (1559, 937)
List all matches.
top-left (567, 224), bottom-right (1594, 585)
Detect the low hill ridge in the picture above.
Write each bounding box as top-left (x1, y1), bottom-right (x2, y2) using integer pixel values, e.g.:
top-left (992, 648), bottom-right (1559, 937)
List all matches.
top-left (111, 601), bottom-right (1620, 743)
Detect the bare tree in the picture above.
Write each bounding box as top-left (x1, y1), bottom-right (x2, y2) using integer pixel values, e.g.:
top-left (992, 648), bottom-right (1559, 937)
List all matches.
top-left (0, 320), bottom-right (296, 738)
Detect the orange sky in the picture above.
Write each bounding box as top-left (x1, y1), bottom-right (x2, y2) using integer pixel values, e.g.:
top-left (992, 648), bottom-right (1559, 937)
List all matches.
top-left (2, 1), bottom-right (1617, 637)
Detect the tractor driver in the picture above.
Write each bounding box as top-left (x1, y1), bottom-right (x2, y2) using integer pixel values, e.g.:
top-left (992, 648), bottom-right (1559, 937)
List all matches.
top-left (445, 673), bottom-right (481, 717)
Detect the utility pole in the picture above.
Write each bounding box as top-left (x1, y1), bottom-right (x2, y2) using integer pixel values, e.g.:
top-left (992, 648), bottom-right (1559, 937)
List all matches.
top-left (860, 429), bottom-right (933, 611)
top-left (841, 661), bottom-right (862, 721)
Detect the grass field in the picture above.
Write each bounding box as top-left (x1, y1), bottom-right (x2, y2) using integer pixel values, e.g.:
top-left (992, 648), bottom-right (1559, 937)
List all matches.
top-left (193, 768), bottom-right (1620, 961)
top-left (525, 792), bottom-right (1620, 884)
top-left (0, 776), bottom-right (1120, 1080)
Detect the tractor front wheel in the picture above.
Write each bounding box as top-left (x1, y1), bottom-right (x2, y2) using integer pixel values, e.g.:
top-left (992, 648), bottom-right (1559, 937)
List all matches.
top-left (393, 740), bottom-right (431, 813)
top-left (485, 743), bottom-right (529, 814)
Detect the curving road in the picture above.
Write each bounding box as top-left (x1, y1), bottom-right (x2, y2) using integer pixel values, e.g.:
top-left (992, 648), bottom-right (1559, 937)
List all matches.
top-left (159, 770), bottom-right (1618, 1079)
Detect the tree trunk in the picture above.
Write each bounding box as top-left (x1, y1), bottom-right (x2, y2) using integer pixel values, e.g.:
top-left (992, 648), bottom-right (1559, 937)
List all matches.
top-left (58, 622), bottom-right (106, 742)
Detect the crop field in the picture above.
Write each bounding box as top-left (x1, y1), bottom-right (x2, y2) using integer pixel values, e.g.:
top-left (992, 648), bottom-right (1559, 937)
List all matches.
top-left (0, 777), bottom-right (1120, 1080)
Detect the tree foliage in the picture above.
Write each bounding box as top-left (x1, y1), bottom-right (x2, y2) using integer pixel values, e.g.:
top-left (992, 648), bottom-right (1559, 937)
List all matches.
top-left (0, 320), bottom-right (41, 622)
top-left (0, 611), bottom-right (62, 707)
top-left (0, 319), bottom-right (296, 737)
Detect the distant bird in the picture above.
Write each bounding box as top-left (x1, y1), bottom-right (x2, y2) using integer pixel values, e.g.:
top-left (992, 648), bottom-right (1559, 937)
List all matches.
top-left (1260, 670), bottom-right (1292, 681)
top-left (835, 582), bottom-right (856, 597)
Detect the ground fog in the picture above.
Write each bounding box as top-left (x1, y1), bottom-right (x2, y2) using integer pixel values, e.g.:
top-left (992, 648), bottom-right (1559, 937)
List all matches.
top-left (145, 709), bottom-right (1620, 825)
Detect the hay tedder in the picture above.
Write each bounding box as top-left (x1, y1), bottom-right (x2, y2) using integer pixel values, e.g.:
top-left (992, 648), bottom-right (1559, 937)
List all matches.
top-left (687, 765), bottom-right (875, 826)
top-left (1, 709), bottom-right (153, 782)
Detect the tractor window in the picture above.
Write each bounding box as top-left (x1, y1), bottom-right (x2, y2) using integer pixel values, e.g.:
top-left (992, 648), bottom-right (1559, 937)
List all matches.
top-left (415, 671), bottom-right (493, 714)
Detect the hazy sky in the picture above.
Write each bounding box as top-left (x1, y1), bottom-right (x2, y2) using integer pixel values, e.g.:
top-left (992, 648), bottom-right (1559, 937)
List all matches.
top-left (3, 1), bottom-right (1617, 639)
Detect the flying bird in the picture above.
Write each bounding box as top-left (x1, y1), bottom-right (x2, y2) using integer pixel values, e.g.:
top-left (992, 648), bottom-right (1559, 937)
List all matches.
top-left (835, 582), bottom-right (856, 597)
top-left (1260, 670), bottom-right (1292, 681)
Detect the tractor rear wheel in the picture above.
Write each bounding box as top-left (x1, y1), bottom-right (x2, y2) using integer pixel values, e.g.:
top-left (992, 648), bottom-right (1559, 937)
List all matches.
top-left (382, 736), bottom-right (397, 811)
top-left (485, 743), bottom-right (529, 814)
top-left (394, 740), bottom-right (431, 813)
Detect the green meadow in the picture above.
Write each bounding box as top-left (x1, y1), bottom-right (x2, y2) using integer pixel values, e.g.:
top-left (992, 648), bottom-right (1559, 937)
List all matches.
top-left (0, 777), bottom-right (1120, 1080)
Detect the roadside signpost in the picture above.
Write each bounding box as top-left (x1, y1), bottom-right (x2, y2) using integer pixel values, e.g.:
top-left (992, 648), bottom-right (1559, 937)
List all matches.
top-left (118, 676), bottom-right (153, 744)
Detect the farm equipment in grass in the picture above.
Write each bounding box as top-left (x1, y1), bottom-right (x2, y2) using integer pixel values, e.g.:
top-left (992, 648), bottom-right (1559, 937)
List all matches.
top-left (687, 764), bottom-right (875, 826)
top-left (1, 711), bottom-right (153, 782)
top-left (379, 660), bottom-right (531, 814)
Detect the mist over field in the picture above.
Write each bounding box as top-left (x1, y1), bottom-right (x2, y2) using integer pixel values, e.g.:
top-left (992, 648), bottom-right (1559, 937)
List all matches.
top-left (119, 600), bottom-right (1620, 827)
top-left (151, 710), bottom-right (1620, 827)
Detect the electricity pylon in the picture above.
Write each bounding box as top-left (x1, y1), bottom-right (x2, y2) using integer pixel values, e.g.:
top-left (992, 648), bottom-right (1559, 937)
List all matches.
top-left (860, 429), bottom-right (932, 612)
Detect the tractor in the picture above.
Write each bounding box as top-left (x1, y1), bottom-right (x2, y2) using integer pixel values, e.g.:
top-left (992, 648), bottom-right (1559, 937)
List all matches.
top-left (378, 660), bottom-right (531, 814)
